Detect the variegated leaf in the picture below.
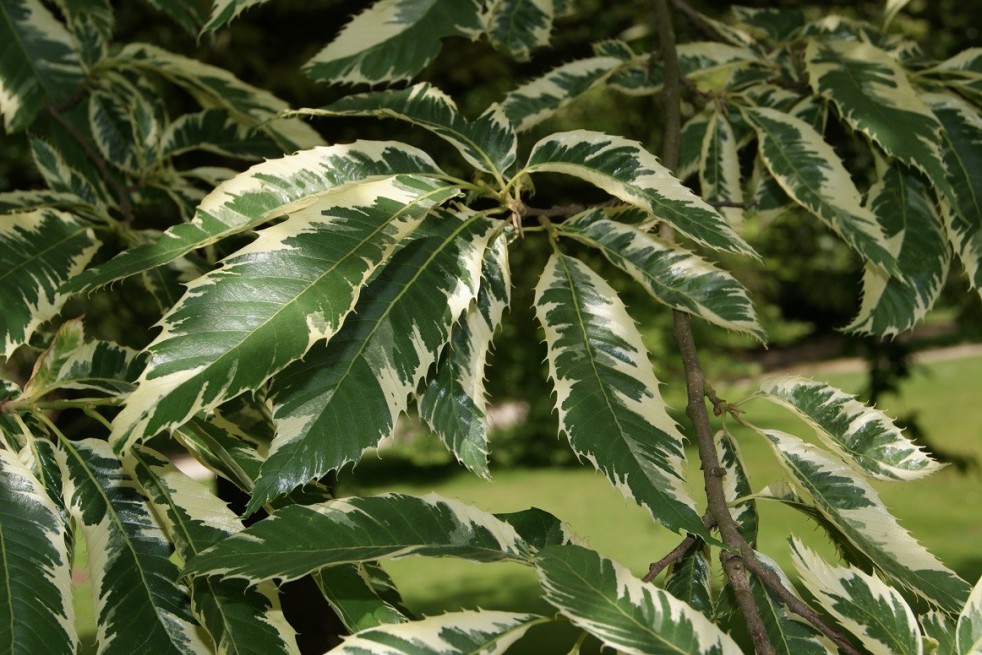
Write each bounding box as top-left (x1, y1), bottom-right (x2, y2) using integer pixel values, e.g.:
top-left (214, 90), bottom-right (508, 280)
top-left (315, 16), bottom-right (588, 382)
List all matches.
top-left (49, 0), bottom-right (113, 65)
top-left (535, 545), bottom-right (741, 654)
top-left (0, 209), bottom-right (99, 360)
top-left (418, 234), bottom-right (511, 478)
top-left (524, 131), bottom-right (755, 256)
top-left (533, 252), bottom-right (706, 537)
top-left (677, 110), bottom-right (711, 181)
top-left (126, 446), bottom-right (300, 655)
top-left (174, 416), bottom-right (265, 494)
top-left (314, 564), bottom-right (410, 633)
top-left (304, 0), bottom-right (483, 85)
top-left (64, 141), bottom-right (445, 292)
top-left (501, 56), bottom-right (623, 132)
top-left (184, 493), bottom-right (532, 582)
top-left (30, 138), bottom-right (111, 208)
top-left (56, 439), bottom-right (207, 655)
top-left (700, 111), bottom-right (744, 211)
top-left (0, 189), bottom-right (94, 215)
top-left (664, 541), bottom-right (714, 618)
top-left (495, 507), bottom-right (581, 551)
top-left (921, 611), bottom-right (956, 655)
top-left (18, 436), bottom-right (69, 524)
top-left (847, 163), bottom-right (950, 336)
top-left (805, 40), bottom-right (950, 199)
top-left (791, 537), bottom-right (921, 655)
top-left (557, 209), bottom-right (764, 340)
top-left (757, 376), bottom-right (943, 481)
top-left (301, 82), bottom-right (517, 176)
top-left (883, 0), bottom-right (913, 26)
top-left (20, 319), bottom-right (144, 400)
top-left (760, 429), bottom-right (971, 612)
top-left (0, 380), bottom-right (30, 451)
top-left (203, 0), bottom-right (271, 32)
top-left (484, 0), bottom-right (554, 60)
top-left (252, 209), bottom-right (493, 512)
top-left (731, 6), bottom-right (805, 42)
top-left (925, 93), bottom-right (982, 296)
top-left (88, 83), bottom-right (160, 176)
top-left (715, 430), bottom-right (758, 546)
top-left (0, 0), bottom-right (85, 131)
top-left (333, 610), bottom-right (546, 655)
top-left (109, 42), bottom-right (322, 151)
top-left (161, 108), bottom-right (281, 161)
top-left (743, 106), bottom-right (898, 276)
top-left (110, 175), bottom-right (458, 453)
top-left (749, 551), bottom-right (834, 655)
top-left (958, 576), bottom-right (982, 655)
top-left (140, 0), bottom-right (205, 34)
top-left (0, 447), bottom-right (75, 655)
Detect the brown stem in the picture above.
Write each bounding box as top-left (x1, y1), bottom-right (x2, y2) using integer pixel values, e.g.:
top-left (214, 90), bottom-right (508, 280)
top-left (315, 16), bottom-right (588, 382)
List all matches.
top-left (643, 534), bottom-right (698, 583)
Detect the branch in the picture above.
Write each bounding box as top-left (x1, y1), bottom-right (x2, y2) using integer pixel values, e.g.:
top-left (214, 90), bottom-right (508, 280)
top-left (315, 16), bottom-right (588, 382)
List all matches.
top-left (643, 534), bottom-right (698, 583)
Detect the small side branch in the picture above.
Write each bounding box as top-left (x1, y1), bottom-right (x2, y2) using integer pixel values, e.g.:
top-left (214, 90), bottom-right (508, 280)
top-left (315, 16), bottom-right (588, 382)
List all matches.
top-left (643, 534), bottom-right (698, 583)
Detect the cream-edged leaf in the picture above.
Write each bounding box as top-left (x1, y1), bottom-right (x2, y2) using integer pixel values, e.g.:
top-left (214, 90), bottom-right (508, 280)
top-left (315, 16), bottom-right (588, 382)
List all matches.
top-left (160, 108), bottom-right (281, 161)
top-left (110, 176), bottom-right (459, 453)
top-left (185, 493), bottom-right (532, 582)
top-left (743, 106), bottom-right (899, 276)
top-left (30, 138), bottom-right (112, 209)
top-left (418, 234), bottom-right (511, 478)
top-left (958, 576), bottom-right (982, 655)
top-left (678, 111), bottom-right (712, 181)
top-left (304, 0), bottom-right (483, 86)
top-left (0, 447), bottom-right (75, 655)
top-left (700, 111), bottom-right (744, 211)
top-left (664, 541), bottom-right (714, 618)
top-left (558, 209), bottom-right (764, 340)
top-left (202, 0), bottom-right (270, 32)
top-left (252, 209), bottom-right (494, 511)
top-left (716, 430), bottom-right (758, 546)
top-left (921, 611), bottom-right (956, 655)
top-left (536, 545), bottom-right (741, 655)
top-left (313, 564), bottom-right (411, 634)
top-left (0, 209), bottom-right (99, 360)
top-left (173, 416), bottom-right (265, 494)
top-left (483, 0), bottom-right (554, 61)
top-left (66, 141), bottom-right (444, 292)
top-left (757, 376), bottom-right (943, 481)
top-left (791, 537), bottom-right (922, 655)
top-left (533, 252), bottom-right (706, 538)
top-left (524, 130), bottom-right (755, 256)
top-left (759, 429), bottom-right (971, 612)
top-left (749, 551), bottom-right (834, 655)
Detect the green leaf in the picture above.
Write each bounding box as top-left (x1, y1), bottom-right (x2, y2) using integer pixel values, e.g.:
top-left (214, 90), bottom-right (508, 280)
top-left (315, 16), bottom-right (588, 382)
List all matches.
top-left (756, 376), bottom-right (943, 481)
top-left (847, 162), bottom-right (950, 336)
top-left (535, 545), bottom-right (741, 654)
top-left (110, 42), bottom-right (322, 151)
top-left (749, 551), bottom-right (834, 655)
top-left (790, 537), bottom-right (921, 655)
top-left (185, 493), bottom-right (532, 582)
top-left (303, 82), bottom-right (517, 176)
top-left (743, 106), bottom-right (899, 276)
top-left (203, 0), bottom-right (271, 32)
top-left (56, 438), bottom-right (207, 654)
top-left (558, 209), bottom-right (763, 339)
top-left (715, 430), bottom-right (757, 546)
top-left (731, 6), bottom-right (805, 42)
top-left (173, 416), bottom-right (265, 494)
top-left (19, 319), bottom-right (144, 400)
top-left (161, 108), bottom-right (281, 161)
top-left (88, 84), bottom-right (159, 176)
top-left (125, 446), bottom-right (300, 655)
top-left (494, 507), bottom-right (580, 551)
top-left (805, 40), bottom-right (950, 198)
top-left (30, 138), bottom-right (111, 208)
top-left (0, 0), bottom-right (85, 131)
top-left (664, 541), bottom-right (714, 618)
top-left (418, 235), bottom-right (511, 478)
top-left (759, 429), bottom-right (971, 612)
top-left (139, 0), bottom-right (206, 34)
top-left (0, 209), bottom-right (99, 360)
top-left (484, 0), bottom-right (554, 60)
top-left (252, 208), bottom-right (494, 512)
top-left (110, 175), bottom-right (458, 453)
top-left (0, 447), bottom-right (75, 655)
top-left (958, 576), bottom-right (982, 655)
top-left (700, 111), bottom-right (744, 211)
top-left (501, 56), bottom-right (623, 132)
top-left (313, 564), bottom-right (410, 633)
top-left (332, 610), bottom-right (547, 655)
top-left (524, 130), bottom-right (756, 256)
top-left (677, 110), bottom-right (711, 181)
top-left (304, 0), bottom-right (483, 85)
top-left (925, 93), bottom-right (982, 297)
top-left (533, 251), bottom-right (706, 538)
top-left (49, 0), bottom-right (113, 65)
top-left (921, 611), bottom-right (956, 655)
top-left (64, 141), bottom-right (445, 292)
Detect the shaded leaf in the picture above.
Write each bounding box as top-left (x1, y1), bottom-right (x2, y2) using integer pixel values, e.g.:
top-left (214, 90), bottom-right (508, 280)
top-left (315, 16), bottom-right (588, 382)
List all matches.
top-left (700, 111), bottom-right (744, 210)
top-left (314, 564), bottom-right (410, 633)
top-left (749, 551), bottom-right (834, 655)
top-left (161, 108), bottom-right (282, 161)
top-left (49, 0), bottom-right (113, 65)
top-left (664, 541), bottom-right (714, 618)
top-left (484, 0), bottom-right (554, 60)
top-left (716, 430), bottom-right (758, 546)
top-left (494, 507), bottom-right (580, 551)
top-left (203, 0), bottom-right (271, 32)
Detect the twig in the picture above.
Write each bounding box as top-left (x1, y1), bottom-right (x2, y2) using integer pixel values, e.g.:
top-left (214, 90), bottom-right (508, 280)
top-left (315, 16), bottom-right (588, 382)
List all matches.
top-left (667, 0), bottom-right (727, 41)
top-left (643, 534), bottom-right (698, 582)
top-left (710, 199), bottom-right (758, 210)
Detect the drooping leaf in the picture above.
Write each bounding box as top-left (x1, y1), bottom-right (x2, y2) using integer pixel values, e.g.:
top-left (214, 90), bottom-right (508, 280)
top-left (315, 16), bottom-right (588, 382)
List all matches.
top-left (64, 141), bottom-right (445, 292)
top-left (700, 111), bottom-right (744, 212)
top-left (558, 209), bottom-right (764, 340)
top-left (56, 439), bottom-right (207, 655)
top-left (494, 507), bottom-right (580, 551)
top-left (664, 541), bottom-right (714, 618)
top-left (185, 493), bottom-right (532, 583)
top-left (125, 446), bottom-right (300, 655)
top-left (759, 429), bottom-right (971, 612)
top-left (139, 0), bottom-right (206, 34)
top-left (805, 40), bottom-right (950, 198)
top-left (924, 93), bottom-right (982, 296)
top-left (88, 84), bottom-right (158, 176)
top-left (302, 82), bottom-right (517, 176)
top-left (524, 130), bottom-right (755, 256)
top-left (533, 251), bottom-right (706, 538)
top-left (332, 610), bottom-right (546, 655)
top-left (743, 106), bottom-right (898, 276)
top-left (0, 447), bottom-right (75, 655)
top-left (847, 163), bottom-right (951, 336)
top-left (535, 545), bottom-right (741, 654)
top-left (677, 110), bottom-right (711, 181)
top-left (790, 537), bottom-right (922, 655)
top-left (500, 56), bottom-right (623, 132)
top-left (958, 576), bottom-right (982, 655)
top-left (160, 108), bottom-right (282, 161)
top-left (924, 49), bottom-right (982, 105)
top-left (0, 0), bottom-right (85, 131)
top-left (173, 416), bottom-right (265, 494)
top-left (303, 0), bottom-right (484, 85)
top-left (483, 0), bottom-right (554, 60)
top-left (756, 376), bottom-right (943, 481)
top-left (30, 138), bottom-right (111, 208)
top-left (110, 175), bottom-right (458, 453)
top-left (715, 430), bottom-right (758, 546)
top-left (49, 0), bottom-right (113, 65)
top-left (0, 209), bottom-right (99, 360)
top-left (202, 0), bottom-right (271, 32)
top-left (252, 208), bottom-right (494, 512)
top-left (19, 436), bottom-right (70, 524)
top-left (314, 564), bottom-right (410, 633)
top-left (418, 235), bottom-right (511, 478)
top-left (921, 611), bottom-right (956, 655)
